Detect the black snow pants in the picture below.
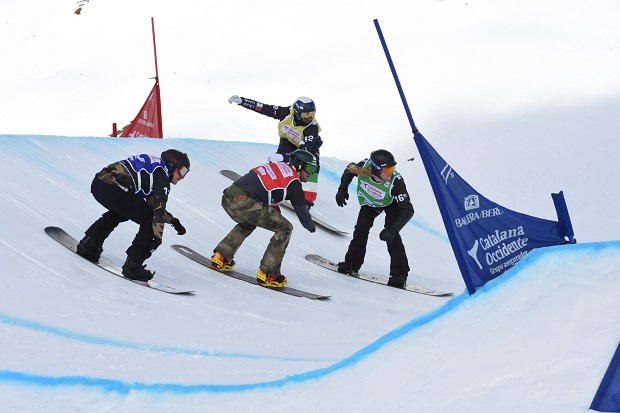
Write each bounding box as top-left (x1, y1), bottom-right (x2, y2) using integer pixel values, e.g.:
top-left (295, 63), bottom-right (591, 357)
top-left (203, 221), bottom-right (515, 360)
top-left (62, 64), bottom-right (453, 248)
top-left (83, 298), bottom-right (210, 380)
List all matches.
top-left (84, 178), bottom-right (155, 262)
top-left (344, 203), bottom-right (410, 277)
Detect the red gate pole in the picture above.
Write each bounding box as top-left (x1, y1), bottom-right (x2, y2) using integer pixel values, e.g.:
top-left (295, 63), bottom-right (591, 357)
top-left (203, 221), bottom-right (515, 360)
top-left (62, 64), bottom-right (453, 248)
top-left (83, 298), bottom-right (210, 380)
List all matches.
top-left (151, 17), bottom-right (163, 138)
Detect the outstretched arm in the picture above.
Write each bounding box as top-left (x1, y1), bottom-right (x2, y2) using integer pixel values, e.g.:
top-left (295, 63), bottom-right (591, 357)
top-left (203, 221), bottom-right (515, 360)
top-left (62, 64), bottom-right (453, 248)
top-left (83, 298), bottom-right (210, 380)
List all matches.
top-left (228, 95), bottom-right (290, 120)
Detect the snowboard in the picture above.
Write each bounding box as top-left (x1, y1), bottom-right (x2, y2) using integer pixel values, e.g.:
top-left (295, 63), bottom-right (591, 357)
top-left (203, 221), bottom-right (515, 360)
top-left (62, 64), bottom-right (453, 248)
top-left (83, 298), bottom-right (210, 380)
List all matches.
top-left (305, 254), bottom-right (453, 297)
top-left (171, 244), bottom-right (330, 300)
top-left (220, 169), bottom-right (348, 235)
top-left (45, 226), bottom-right (194, 295)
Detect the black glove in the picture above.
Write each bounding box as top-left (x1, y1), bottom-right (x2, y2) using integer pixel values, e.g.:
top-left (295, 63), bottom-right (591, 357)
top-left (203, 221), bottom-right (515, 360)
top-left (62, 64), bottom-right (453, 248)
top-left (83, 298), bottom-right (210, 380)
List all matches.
top-left (379, 227), bottom-right (397, 243)
top-left (306, 200), bottom-right (314, 210)
top-left (151, 237), bottom-right (162, 252)
top-left (309, 224), bottom-right (316, 233)
top-left (171, 218), bottom-right (186, 235)
top-left (335, 189), bottom-right (349, 207)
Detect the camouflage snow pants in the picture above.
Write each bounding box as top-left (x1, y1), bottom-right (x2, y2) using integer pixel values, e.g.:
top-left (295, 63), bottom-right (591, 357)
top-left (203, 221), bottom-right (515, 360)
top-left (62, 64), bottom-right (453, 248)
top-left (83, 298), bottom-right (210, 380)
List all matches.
top-left (214, 185), bottom-right (293, 277)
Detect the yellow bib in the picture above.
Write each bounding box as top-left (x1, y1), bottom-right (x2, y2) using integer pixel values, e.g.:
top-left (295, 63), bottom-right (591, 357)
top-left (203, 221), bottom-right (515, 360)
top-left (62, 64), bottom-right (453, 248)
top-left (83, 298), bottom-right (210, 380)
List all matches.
top-left (277, 108), bottom-right (321, 148)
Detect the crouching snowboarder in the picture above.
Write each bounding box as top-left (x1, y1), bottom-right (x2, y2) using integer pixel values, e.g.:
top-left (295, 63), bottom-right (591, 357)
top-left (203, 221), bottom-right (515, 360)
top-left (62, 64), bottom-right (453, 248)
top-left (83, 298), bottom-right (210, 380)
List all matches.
top-left (76, 149), bottom-right (190, 281)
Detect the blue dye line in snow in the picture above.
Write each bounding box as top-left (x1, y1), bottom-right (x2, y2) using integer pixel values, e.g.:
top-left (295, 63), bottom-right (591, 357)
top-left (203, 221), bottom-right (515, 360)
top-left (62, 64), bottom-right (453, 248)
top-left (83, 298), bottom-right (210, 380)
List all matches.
top-left (0, 293), bottom-right (470, 395)
top-left (408, 219), bottom-right (449, 242)
top-left (472, 239), bottom-right (620, 295)
top-left (0, 314), bottom-right (327, 363)
top-left (3, 240), bottom-right (619, 394)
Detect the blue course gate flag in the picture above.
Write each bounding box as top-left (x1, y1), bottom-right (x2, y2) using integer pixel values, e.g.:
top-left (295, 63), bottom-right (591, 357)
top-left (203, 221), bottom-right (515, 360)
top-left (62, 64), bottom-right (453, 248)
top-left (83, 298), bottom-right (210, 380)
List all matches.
top-left (591, 341), bottom-right (620, 412)
top-left (414, 132), bottom-right (574, 294)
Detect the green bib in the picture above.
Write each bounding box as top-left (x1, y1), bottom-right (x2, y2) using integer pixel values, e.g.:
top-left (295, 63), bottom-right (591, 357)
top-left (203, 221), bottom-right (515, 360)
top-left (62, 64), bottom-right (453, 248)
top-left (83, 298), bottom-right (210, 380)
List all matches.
top-left (356, 160), bottom-right (400, 207)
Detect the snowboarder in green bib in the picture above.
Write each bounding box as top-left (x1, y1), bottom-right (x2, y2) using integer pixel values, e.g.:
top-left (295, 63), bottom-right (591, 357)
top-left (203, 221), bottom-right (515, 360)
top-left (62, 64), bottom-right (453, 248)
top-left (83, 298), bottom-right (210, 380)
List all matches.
top-left (335, 149), bottom-right (414, 289)
top-left (227, 94), bottom-right (322, 204)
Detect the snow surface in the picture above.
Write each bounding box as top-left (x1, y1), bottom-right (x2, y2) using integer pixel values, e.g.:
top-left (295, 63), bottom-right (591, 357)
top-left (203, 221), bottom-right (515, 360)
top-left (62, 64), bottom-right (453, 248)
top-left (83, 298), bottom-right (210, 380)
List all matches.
top-left (0, 134), bottom-right (618, 413)
top-left (2, 0), bottom-right (620, 411)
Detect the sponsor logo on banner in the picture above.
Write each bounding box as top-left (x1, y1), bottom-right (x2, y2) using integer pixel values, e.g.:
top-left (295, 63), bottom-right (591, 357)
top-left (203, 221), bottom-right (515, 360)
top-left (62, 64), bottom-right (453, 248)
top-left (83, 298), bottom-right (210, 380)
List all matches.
top-left (467, 226), bottom-right (530, 275)
top-left (440, 163), bottom-right (454, 185)
top-left (467, 239), bottom-right (483, 270)
top-left (455, 207), bottom-right (504, 227)
top-left (137, 118), bottom-right (155, 128)
top-left (465, 195), bottom-right (479, 211)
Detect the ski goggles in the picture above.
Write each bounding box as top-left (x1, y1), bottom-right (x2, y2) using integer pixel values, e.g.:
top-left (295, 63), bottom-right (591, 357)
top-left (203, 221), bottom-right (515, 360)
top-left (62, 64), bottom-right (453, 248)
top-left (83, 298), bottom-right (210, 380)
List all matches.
top-left (303, 161), bottom-right (318, 175)
top-left (300, 111), bottom-right (315, 122)
top-left (380, 165), bottom-right (396, 175)
top-left (369, 159), bottom-right (395, 175)
top-left (177, 165), bottom-right (190, 179)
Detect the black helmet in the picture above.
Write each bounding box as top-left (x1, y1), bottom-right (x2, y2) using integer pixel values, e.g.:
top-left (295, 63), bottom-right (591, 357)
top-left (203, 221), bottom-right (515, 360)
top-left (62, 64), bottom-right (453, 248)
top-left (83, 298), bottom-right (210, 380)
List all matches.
top-left (289, 149), bottom-right (318, 175)
top-left (161, 149), bottom-right (190, 177)
top-left (369, 149), bottom-right (396, 176)
top-left (293, 96), bottom-right (316, 124)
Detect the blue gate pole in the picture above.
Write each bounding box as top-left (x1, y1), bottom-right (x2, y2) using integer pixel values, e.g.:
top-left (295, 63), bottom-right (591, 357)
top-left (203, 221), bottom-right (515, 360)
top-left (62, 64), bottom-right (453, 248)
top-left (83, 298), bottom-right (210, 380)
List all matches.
top-left (373, 19), bottom-right (477, 293)
top-left (373, 19), bottom-right (419, 136)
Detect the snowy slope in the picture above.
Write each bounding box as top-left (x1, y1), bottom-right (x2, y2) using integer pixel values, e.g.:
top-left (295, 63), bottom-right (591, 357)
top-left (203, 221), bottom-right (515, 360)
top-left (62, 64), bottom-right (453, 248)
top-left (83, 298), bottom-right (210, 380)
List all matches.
top-left (3, 0), bottom-right (620, 411)
top-left (0, 135), bottom-right (618, 413)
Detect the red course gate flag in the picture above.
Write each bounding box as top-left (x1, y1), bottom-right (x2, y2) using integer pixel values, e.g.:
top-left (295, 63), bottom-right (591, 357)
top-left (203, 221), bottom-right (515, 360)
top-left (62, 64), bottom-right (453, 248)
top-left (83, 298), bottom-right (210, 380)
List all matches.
top-left (119, 82), bottom-right (163, 139)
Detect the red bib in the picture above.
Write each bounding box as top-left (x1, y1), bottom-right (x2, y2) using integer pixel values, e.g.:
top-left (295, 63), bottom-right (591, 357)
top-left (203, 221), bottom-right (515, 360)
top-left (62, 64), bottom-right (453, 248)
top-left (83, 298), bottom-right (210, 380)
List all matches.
top-left (253, 162), bottom-right (300, 205)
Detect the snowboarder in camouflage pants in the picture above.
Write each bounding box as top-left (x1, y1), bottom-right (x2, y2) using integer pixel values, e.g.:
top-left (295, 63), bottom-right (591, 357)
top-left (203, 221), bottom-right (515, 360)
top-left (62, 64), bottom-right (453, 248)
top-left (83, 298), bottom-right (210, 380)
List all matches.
top-left (210, 150), bottom-right (317, 287)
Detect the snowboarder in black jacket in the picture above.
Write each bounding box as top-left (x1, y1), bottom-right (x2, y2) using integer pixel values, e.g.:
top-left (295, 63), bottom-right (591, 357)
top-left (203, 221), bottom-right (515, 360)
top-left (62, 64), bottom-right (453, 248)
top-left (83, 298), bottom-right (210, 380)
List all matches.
top-left (76, 150), bottom-right (189, 281)
top-left (335, 149), bottom-right (414, 289)
top-left (210, 150), bottom-right (317, 288)
top-left (227, 95), bottom-right (322, 162)
top-left (227, 95), bottom-right (323, 204)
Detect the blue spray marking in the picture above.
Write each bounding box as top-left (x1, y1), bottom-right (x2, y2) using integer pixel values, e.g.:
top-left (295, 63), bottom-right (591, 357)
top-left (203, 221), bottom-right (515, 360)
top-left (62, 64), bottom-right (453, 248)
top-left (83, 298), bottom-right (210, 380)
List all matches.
top-left (4, 136), bottom-right (614, 394)
top-left (0, 314), bottom-right (328, 363)
top-left (0, 292), bottom-right (469, 395)
top-left (3, 240), bottom-right (618, 394)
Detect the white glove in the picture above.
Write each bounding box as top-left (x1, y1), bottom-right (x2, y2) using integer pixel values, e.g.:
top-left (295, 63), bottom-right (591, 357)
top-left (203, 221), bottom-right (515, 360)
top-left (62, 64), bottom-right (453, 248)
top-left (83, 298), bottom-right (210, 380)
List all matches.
top-left (228, 95), bottom-right (242, 104)
top-left (268, 153), bottom-right (284, 163)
